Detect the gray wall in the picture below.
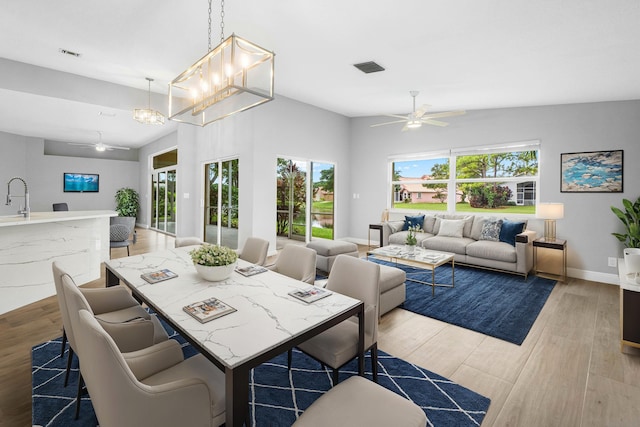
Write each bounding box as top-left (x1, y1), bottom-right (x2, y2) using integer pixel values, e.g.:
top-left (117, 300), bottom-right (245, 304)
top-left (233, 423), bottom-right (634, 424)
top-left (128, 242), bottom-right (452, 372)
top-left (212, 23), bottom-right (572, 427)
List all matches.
top-left (0, 131), bottom-right (139, 215)
top-left (348, 100), bottom-right (640, 284)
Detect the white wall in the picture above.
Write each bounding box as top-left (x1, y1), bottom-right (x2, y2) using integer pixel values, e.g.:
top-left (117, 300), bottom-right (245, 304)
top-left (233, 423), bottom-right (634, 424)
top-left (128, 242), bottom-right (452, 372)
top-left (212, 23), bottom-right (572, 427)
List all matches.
top-left (349, 100), bottom-right (640, 283)
top-left (0, 131), bottom-right (139, 215)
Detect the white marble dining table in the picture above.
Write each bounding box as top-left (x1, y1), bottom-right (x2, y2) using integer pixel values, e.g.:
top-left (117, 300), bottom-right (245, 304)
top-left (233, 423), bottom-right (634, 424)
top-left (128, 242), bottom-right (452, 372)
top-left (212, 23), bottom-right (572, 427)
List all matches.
top-left (104, 246), bottom-right (364, 427)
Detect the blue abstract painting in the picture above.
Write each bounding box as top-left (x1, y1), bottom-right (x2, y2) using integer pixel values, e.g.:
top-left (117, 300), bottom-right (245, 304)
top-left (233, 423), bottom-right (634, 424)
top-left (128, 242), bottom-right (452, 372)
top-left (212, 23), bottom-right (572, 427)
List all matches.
top-left (561, 150), bottom-right (623, 192)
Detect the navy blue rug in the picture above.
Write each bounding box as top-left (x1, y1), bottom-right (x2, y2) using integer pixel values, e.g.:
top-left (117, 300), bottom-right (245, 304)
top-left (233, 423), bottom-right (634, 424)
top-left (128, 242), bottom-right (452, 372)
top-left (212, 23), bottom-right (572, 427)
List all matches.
top-left (370, 258), bottom-right (556, 345)
top-left (32, 326), bottom-right (490, 426)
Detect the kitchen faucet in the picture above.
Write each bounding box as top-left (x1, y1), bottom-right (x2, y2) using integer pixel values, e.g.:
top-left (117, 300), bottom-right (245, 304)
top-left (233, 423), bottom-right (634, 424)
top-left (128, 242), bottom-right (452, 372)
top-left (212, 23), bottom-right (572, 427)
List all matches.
top-left (6, 177), bottom-right (30, 218)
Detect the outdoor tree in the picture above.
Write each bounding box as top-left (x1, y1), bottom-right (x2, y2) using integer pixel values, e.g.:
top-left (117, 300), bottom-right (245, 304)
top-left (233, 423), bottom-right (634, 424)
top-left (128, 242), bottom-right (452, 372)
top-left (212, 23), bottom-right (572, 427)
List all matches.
top-left (276, 159), bottom-right (306, 235)
top-left (422, 162), bottom-right (450, 203)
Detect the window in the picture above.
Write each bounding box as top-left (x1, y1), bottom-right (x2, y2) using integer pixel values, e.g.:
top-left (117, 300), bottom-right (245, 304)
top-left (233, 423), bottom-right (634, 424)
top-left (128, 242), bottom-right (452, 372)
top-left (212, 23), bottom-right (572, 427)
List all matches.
top-left (390, 142), bottom-right (539, 214)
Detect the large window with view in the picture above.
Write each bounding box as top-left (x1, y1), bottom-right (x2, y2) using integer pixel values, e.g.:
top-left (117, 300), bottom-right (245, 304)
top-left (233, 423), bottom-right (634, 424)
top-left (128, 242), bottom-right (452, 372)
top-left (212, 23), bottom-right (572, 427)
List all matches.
top-left (391, 142), bottom-right (539, 214)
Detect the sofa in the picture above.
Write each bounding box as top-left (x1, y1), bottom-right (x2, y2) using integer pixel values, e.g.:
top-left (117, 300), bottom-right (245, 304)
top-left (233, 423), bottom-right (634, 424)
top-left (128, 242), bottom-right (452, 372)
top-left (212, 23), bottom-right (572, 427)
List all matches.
top-left (380, 213), bottom-right (537, 278)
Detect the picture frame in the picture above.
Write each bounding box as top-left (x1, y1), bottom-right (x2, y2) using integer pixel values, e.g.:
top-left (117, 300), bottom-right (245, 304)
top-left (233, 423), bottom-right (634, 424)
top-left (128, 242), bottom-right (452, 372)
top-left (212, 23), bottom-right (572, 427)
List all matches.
top-left (560, 150), bottom-right (623, 193)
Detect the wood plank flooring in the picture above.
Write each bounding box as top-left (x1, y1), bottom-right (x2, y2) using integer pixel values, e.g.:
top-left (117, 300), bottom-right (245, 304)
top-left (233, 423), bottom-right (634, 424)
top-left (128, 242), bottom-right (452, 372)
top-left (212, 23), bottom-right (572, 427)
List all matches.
top-left (2, 229), bottom-right (639, 426)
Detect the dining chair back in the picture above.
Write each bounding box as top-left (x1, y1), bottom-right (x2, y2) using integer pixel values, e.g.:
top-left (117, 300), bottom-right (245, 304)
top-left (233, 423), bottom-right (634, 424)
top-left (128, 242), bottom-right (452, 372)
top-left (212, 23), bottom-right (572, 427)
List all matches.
top-left (238, 237), bottom-right (269, 265)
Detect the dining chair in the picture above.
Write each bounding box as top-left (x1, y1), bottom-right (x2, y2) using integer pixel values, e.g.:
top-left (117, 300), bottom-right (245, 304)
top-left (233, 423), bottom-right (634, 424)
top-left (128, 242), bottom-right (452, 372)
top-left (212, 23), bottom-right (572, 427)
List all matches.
top-left (175, 236), bottom-right (204, 248)
top-left (238, 237), bottom-right (269, 265)
top-left (74, 309), bottom-right (226, 427)
top-left (53, 262), bottom-right (169, 418)
top-left (268, 244), bottom-right (317, 284)
top-left (292, 375), bottom-right (426, 427)
top-left (290, 255), bottom-right (380, 385)
top-left (110, 223), bottom-right (132, 257)
top-left (52, 202), bottom-right (69, 211)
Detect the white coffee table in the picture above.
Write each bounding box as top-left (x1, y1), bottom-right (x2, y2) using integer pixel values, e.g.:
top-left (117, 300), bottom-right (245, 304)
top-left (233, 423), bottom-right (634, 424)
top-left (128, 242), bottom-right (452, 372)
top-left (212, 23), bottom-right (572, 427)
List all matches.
top-left (367, 245), bottom-right (455, 296)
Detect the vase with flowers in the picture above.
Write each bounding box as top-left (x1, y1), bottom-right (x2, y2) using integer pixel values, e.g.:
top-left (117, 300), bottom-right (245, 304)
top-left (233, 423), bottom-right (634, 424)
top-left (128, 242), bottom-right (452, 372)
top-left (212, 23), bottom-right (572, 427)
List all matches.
top-left (189, 243), bottom-right (238, 281)
top-left (405, 225), bottom-right (419, 253)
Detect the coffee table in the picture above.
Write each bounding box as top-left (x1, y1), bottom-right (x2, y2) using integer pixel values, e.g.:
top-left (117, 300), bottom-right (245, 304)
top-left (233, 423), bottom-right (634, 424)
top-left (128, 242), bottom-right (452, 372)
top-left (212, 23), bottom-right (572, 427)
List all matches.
top-left (367, 245), bottom-right (455, 296)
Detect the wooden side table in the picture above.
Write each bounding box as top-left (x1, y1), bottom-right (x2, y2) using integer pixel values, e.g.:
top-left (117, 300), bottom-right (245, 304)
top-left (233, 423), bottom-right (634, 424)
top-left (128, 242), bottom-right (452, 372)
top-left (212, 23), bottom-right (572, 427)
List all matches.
top-left (368, 224), bottom-right (384, 249)
top-left (533, 237), bottom-right (567, 282)
top-left (618, 259), bottom-right (640, 352)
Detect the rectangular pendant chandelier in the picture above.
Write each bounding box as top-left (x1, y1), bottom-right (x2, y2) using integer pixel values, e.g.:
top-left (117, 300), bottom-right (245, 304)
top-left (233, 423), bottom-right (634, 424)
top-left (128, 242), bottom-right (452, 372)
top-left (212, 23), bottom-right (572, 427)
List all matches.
top-left (168, 33), bottom-right (275, 126)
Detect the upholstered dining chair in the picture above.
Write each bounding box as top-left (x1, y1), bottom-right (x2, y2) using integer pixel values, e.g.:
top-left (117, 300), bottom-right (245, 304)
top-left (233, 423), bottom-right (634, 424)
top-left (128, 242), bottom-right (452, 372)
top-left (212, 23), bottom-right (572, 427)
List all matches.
top-left (52, 202), bottom-right (69, 211)
top-left (268, 244), bottom-right (317, 284)
top-left (292, 376), bottom-right (426, 427)
top-left (75, 309), bottom-right (226, 427)
top-left (290, 255), bottom-right (380, 385)
top-left (238, 237), bottom-right (269, 266)
top-left (52, 262), bottom-right (169, 418)
top-left (175, 236), bottom-right (204, 248)
top-left (110, 223), bottom-right (132, 257)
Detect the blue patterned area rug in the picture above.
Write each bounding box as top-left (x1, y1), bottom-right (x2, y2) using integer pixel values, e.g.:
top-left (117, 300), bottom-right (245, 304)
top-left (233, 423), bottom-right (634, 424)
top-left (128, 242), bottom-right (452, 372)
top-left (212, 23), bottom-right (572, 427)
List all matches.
top-left (370, 258), bottom-right (556, 345)
top-left (32, 329), bottom-right (490, 426)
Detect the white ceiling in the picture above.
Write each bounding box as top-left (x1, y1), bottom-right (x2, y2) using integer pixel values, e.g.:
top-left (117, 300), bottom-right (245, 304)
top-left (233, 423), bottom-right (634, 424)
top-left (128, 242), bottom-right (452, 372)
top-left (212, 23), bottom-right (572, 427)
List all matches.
top-left (1, 0), bottom-right (639, 148)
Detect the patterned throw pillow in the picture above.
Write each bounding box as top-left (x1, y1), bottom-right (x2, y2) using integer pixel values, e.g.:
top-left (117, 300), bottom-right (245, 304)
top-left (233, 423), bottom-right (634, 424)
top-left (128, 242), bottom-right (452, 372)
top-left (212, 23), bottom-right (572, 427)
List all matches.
top-left (402, 215), bottom-right (425, 231)
top-left (480, 219), bottom-right (503, 241)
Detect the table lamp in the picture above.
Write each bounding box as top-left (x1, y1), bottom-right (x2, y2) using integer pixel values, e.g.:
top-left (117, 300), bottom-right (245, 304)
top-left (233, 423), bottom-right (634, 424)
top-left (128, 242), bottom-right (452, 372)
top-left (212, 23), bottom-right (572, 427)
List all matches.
top-left (536, 203), bottom-right (564, 241)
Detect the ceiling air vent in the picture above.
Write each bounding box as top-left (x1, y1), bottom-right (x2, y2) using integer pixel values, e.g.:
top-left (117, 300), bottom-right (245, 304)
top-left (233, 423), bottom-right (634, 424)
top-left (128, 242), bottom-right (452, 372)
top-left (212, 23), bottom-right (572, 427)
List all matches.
top-left (59, 48), bottom-right (81, 58)
top-left (353, 61), bottom-right (385, 74)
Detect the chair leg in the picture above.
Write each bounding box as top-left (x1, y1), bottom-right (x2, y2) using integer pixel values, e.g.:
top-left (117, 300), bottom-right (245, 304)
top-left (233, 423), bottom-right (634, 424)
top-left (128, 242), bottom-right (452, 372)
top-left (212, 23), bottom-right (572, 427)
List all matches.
top-left (75, 371), bottom-right (83, 420)
top-left (64, 347), bottom-right (74, 387)
top-left (332, 368), bottom-right (339, 386)
top-left (371, 343), bottom-right (378, 383)
top-left (126, 245), bottom-right (130, 256)
top-left (287, 349), bottom-right (293, 370)
top-left (60, 329), bottom-right (67, 359)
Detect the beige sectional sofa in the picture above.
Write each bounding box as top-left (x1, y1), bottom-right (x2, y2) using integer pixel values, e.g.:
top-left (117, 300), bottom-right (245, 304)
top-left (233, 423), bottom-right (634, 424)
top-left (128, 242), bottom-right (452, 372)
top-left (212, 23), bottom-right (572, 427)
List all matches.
top-left (381, 213), bottom-right (537, 278)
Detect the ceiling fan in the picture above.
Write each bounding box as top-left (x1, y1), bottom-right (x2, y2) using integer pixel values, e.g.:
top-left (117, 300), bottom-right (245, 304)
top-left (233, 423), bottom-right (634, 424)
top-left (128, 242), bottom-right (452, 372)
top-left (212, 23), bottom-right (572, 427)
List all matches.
top-left (371, 91), bottom-right (466, 131)
top-left (67, 131), bottom-right (130, 151)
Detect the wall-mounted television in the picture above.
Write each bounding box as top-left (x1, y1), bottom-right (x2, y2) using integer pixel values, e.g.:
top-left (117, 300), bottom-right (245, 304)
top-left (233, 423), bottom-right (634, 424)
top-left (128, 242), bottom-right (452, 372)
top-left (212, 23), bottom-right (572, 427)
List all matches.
top-left (63, 173), bottom-right (99, 193)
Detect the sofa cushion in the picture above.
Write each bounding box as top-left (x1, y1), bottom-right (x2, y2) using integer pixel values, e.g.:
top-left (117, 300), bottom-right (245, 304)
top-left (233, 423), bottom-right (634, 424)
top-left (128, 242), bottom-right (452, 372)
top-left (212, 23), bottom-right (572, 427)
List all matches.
top-left (422, 236), bottom-right (475, 255)
top-left (422, 214), bottom-right (437, 233)
top-left (306, 240), bottom-right (357, 257)
top-left (386, 220), bottom-right (405, 234)
top-left (480, 219), bottom-right (503, 241)
top-left (470, 216), bottom-right (489, 240)
top-left (466, 240), bottom-right (517, 263)
top-left (433, 215), bottom-right (473, 237)
top-left (437, 219), bottom-right (465, 238)
top-left (403, 214), bottom-right (425, 231)
top-left (499, 220), bottom-right (526, 246)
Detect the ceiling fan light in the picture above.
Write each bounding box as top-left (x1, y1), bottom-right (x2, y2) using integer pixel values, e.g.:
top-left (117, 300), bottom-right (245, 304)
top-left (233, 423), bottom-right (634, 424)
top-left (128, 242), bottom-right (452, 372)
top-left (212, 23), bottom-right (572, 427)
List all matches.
top-left (95, 144), bottom-right (106, 152)
top-left (406, 120), bottom-right (422, 129)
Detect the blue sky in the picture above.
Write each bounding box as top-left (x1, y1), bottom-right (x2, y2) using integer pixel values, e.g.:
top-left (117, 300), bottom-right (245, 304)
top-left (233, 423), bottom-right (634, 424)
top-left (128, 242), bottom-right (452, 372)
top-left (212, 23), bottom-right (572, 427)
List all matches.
top-left (394, 158), bottom-right (447, 178)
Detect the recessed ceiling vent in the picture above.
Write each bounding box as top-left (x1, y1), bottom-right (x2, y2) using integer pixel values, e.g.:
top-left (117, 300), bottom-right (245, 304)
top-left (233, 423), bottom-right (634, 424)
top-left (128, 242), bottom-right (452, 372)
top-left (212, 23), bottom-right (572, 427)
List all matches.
top-left (58, 48), bottom-right (81, 58)
top-left (353, 61), bottom-right (385, 74)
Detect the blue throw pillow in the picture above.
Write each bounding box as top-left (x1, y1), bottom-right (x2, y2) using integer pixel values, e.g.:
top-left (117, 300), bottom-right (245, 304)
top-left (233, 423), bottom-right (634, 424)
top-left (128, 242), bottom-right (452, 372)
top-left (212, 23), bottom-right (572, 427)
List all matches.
top-left (403, 215), bottom-right (425, 231)
top-left (499, 220), bottom-right (526, 246)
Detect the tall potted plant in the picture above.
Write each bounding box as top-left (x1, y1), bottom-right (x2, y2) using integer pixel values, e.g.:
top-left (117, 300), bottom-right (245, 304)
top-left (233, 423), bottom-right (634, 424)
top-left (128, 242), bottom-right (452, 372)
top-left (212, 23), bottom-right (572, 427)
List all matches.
top-left (611, 197), bottom-right (640, 274)
top-left (113, 188), bottom-right (140, 241)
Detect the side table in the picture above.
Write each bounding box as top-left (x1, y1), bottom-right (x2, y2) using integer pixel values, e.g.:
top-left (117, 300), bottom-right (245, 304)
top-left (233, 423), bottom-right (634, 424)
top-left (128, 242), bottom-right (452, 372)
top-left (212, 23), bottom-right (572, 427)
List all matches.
top-left (533, 238), bottom-right (567, 282)
top-left (368, 224), bottom-right (384, 249)
top-left (618, 258), bottom-right (640, 352)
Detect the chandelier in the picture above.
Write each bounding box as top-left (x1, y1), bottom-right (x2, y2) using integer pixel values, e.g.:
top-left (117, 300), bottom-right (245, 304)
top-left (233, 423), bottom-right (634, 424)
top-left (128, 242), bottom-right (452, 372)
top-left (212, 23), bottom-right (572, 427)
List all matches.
top-left (133, 77), bottom-right (165, 125)
top-left (168, 0), bottom-right (275, 126)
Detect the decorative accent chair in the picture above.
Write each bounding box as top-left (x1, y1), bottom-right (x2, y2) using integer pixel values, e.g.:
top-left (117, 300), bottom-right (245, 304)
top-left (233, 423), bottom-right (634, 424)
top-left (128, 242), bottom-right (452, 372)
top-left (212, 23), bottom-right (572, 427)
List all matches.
top-left (175, 236), bottom-right (204, 248)
top-left (268, 244), bottom-right (317, 284)
top-left (52, 202), bottom-right (69, 211)
top-left (290, 255), bottom-right (380, 385)
top-left (52, 262), bottom-right (168, 418)
top-left (292, 376), bottom-right (426, 427)
top-left (75, 309), bottom-right (226, 427)
top-left (238, 237), bottom-right (269, 265)
top-left (110, 223), bottom-right (133, 257)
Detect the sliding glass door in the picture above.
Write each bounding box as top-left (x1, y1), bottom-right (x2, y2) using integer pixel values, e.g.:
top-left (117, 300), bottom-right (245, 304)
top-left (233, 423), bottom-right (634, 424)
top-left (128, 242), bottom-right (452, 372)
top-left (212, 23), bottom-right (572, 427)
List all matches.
top-left (150, 150), bottom-right (178, 235)
top-left (204, 158), bottom-right (239, 249)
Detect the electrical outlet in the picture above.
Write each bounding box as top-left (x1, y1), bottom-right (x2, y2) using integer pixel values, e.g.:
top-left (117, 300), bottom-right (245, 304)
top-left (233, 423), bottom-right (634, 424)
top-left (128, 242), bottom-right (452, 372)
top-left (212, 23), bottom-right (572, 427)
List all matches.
top-left (608, 257), bottom-right (617, 267)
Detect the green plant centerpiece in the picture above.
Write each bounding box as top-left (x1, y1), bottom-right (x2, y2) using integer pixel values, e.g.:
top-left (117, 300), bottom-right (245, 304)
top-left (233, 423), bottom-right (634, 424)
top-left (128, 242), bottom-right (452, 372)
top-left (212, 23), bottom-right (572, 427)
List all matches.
top-left (189, 243), bottom-right (238, 282)
top-left (115, 187), bottom-right (140, 218)
top-left (405, 225), bottom-right (419, 248)
top-left (611, 197), bottom-right (640, 248)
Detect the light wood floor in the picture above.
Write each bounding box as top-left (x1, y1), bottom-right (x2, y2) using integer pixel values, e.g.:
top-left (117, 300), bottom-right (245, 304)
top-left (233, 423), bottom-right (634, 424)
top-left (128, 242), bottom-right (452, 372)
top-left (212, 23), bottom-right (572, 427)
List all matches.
top-left (2, 229), bottom-right (640, 426)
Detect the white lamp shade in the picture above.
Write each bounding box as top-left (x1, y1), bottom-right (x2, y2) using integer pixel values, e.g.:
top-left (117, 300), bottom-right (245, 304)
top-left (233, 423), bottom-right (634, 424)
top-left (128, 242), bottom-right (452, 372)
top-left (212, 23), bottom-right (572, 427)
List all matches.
top-left (536, 203), bottom-right (564, 219)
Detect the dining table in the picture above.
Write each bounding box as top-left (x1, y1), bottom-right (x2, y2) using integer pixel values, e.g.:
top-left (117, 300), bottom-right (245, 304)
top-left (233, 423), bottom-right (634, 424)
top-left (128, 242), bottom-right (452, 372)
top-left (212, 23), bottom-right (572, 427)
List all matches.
top-left (104, 246), bottom-right (365, 427)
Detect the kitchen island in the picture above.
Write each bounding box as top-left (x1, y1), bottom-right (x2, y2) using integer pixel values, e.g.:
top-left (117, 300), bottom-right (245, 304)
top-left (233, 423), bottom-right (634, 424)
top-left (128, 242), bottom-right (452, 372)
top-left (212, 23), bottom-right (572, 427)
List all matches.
top-left (0, 210), bottom-right (116, 315)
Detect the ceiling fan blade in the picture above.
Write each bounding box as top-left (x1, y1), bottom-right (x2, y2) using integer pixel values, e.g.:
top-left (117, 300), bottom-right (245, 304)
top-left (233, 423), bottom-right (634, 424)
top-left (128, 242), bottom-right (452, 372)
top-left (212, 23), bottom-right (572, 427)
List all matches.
top-left (67, 142), bottom-right (95, 147)
top-left (104, 144), bottom-right (130, 151)
top-left (422, 110), bottom-right (466, 119)
top-left (422, 119), bottom-right (450, 127)
top-left (401, 123), bottom-right (410, 132)
top-left (370, 119), bottom-right (408, 128)
top-left (381, 114), bottom-right (409, 120)
top-left (415, 104), bottom-right (430, 118)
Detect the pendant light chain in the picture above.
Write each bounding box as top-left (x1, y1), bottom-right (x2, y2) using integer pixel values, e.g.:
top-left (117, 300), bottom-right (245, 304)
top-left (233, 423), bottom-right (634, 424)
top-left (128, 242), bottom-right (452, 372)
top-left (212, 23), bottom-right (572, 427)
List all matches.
top-left (220, 0), bottom-right (225, 43)
top-left (207, 0), bottom-right (213, 52)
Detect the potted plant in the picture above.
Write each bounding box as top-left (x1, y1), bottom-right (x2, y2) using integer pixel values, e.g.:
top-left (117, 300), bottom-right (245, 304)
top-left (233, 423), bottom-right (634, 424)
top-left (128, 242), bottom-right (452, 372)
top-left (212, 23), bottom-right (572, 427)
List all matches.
top-left (611, 197), bottom-right (640, 275)
top-left (190, 243), bottom-right (238, 281)
top-left (405, 225), bottom-right (419, 252)
top-left (112, 187), bottom-right (140, 241)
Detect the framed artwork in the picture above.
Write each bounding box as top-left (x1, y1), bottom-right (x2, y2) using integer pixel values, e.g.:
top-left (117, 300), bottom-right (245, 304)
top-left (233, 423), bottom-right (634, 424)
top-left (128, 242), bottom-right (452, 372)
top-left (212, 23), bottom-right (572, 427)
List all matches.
top-left (560, 150), bottom-right (623, 193)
